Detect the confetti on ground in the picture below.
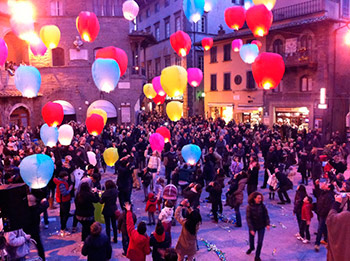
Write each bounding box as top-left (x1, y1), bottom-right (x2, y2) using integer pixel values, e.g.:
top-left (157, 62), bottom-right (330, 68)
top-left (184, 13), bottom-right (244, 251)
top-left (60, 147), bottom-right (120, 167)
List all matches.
top-left (279, 222), bottom-right (287, 229)
top-left (200, 238), bottom-right (227, 261)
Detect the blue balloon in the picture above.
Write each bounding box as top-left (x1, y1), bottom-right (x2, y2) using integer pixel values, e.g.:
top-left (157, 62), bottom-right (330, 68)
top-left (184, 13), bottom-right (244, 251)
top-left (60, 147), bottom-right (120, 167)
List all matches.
top-left (15, 65), bottom-right (41, 98)
top-left (20, 154), bottom-right (54, 189)
top-left (183, 0), bottom-right (205, 23)
top-left (92, 58), bottom-right (120, 93)
top-left (181, 144), bottom-right (201, 165)
top-left (204, 0), bottom-right (217, 12)
top-left (40, 124), bottom-right (58, 147)
top-left (239, 44), bottom-right (259, 64)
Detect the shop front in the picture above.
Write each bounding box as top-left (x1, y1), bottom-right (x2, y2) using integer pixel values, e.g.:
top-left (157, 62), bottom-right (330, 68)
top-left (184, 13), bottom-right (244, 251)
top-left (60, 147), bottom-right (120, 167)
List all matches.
top-left (275, 107), bottom-right (310, 130)
top-left (234, 106), bottom-right (263, 125)
top-left (208, 103), bottom-right (234, 123)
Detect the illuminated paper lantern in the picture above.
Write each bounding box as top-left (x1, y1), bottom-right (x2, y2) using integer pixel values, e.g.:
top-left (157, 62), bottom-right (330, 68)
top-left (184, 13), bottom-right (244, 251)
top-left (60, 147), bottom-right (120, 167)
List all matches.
top-left (152, 77), bottom-right (166, 97)
top-left (92, 59), bottom-right (120, 93)
top-left (20, 154), bottom-right (54, 189)
top-left (95, 46), bottom-right (128, 77)
top-left (251, 40), bottom-right (262, 51)
top-left (0, 38), bottom-right (8, 65)
top-left (103, 148), bottom-right (119, 166)
top-left (166, 101), bottom-right (183, 122)
top-left (246, 5), bottom-right (273, 37)
top-left (58, 124), bottom-right (74, 146)
top-left (40, 124), bottom-right (58, 148)
top-left (183, 0), bottom-right (205, 23)
top-left (232, 39), bottom-right (243, 52)
top-left (15, 66), bottom-right (41, 98)
top-left (86, 114), bottom-right (104, 136)
top-left (149, 133), bottom-right (165, 153)
top-left (253, 0), bottom-right (276, 10)
top-left (42, 102), bottom-right (64, 127)
top-left (76, 11), bottom-right (100, 42)
top-left (87, 151), bottom-right (97, 166)
top-left (122, 0), bottom-right (139, 21)
top-left (202, 37), bottom-right (213, 51)
top-left (252, 52), bottom-right (285, 90)
top-left (87, 109), bottom-right (107, 125)
top-left (187, 68), bottom-right (203, 87)
top-left (244, 0), bottom-right (254, 10)
top-left (239, 44), bottom-right (259, 64)
top-left (143, 83), bottom-right (157, 99)
top-left (40, 25), bottom-right (61, 49)
top-left (153, 93), bottom-right (166, 105)
top-left (204, 0), bottom-right (217, 12)
top-left (181, 144), bottom-right (201, 165)
top-left (224, 6), bottom-right (246, 30)
top-left (170, 30), bottom-right (192, 57)
top-left (160, 66), bottom-right (187, 97)
top-left (30, 38), bottom-right (47, 56)
top-left (156, 127), bottom-right (171, 143)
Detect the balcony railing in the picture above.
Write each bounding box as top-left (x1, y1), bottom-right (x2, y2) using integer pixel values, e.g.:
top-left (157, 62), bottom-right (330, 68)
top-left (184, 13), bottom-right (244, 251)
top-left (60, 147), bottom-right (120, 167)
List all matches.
top-left (272, 0), bottom-right (325, 21)
top-left (283, 49), bottom-right (318, 68)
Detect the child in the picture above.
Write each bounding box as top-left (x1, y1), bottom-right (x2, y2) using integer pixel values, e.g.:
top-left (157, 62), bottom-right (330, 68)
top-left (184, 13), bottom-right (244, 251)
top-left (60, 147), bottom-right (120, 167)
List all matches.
top-left (158, 200), bottom-right (174, 244)
top-left (154, 177), bottom-right (165, 212)
top-left (300, 196), bottom-right (313, 243)
top-left (267, 170), bottom-right (278, 200)
top-left (145, 192), bottom-right (157, 225)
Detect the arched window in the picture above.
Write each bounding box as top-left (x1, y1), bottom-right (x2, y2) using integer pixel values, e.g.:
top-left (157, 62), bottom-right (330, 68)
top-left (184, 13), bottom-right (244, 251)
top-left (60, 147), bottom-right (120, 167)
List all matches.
top-left (300, 75), bottom-right (312, 92)
top-left (93, 0), bottom-right (122, 16)
top-left (52, 47), bottom-right (64, 66)
top-left (273, 39), bottom-right (284, 55)
top-left (300, 35), bottom-right (312, 55)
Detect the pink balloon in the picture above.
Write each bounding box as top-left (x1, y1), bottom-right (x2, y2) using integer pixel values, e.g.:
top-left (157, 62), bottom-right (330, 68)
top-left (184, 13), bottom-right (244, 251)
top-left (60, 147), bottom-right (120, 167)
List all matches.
top-left (0, 38), bottom-right (8, 66)
top-left (149, 133), bottom-right (165, 153)
top-left (232, 39), bottom-right (243, 52)
top-left (187, 68), bottom-right (203, 87)
top-left (152, 76), bottom-right (166, 96)
top-left (30, 39), bottom-right (47, 56)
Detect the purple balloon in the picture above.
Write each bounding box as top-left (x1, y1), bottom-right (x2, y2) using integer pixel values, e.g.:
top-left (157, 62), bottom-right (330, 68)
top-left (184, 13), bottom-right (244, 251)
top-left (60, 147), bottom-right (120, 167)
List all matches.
top-left (149, 133), bottom-right (165, 153)
top-left (152, 76), bottom-right (166, 97)
top-left (30, 39), bottom-right (47, 56)
top-left (0, 38), bottom-right (8, 66)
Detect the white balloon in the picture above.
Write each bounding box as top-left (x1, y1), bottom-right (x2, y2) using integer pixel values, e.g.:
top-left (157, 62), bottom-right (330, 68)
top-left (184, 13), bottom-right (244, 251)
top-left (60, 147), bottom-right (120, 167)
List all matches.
top-left (58, 124), bottom-right (74, 146)
top-left (87, 151), bottom-right (97, 166)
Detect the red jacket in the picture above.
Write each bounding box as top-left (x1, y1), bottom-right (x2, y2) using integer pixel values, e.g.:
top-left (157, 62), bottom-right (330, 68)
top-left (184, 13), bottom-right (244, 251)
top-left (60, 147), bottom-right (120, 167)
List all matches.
top-left (301, 202), bottom-right (313, 222)
top-left (53, 178), bottom-right (71, 203)
top-left (145, 193), bottom-right (157, 213)
top-left (126, 211), bottom-right (151, 261)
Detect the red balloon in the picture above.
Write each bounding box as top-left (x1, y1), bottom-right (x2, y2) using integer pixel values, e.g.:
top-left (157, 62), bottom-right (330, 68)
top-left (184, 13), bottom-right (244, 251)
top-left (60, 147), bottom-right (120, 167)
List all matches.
top-left (86, 114), bottom-right (104, 136)
top-left (252, 52), bottom-right (285, 90)
top-left (156, 126), bottom-right (171, 143)
top-left (170, 30), bottom-right (192, 57)
top-left (246, 5), bottom-right (273, 37)
top-left (251, 40), bottom-right (262, 51)
top-left (202, 38), bottom-right (213, 51)
top-left (96, 46), bottom-right (128, 77)
top-left (42, 102), bottom-right (64, 127)
top-left (224, 6), bottom-right (246, 30)
top-left (153, 94), bottom-right (166, 105)
top-left (76, 11), bottom-right (100, 42)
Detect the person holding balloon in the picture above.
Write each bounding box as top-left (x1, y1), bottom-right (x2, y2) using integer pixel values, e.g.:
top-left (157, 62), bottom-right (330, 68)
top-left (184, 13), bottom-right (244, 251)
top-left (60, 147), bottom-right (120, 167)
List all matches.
top-left (147, 150), bottom-right (161, 192)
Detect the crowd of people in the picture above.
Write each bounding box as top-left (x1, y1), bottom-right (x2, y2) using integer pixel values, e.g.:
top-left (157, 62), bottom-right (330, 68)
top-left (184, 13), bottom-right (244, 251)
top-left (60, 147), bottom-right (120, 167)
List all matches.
top-left (0, 112), bottom-right (350, 261)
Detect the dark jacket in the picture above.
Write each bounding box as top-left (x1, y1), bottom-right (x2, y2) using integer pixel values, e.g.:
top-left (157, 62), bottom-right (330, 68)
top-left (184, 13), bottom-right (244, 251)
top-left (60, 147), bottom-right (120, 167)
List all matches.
top-left (118, 211), bottom-right (137, 235)
top-left (75, 191), bottom-right (100, 218)
top-left (149, 232), bottom-right (171, 261)
top-left (206, 182), bottom-right (222, 204)
top-left (117, 164), bottom-right (133, 192)
top-left (293, 189), bottom-right (307, 215)
top-left (100, 188), bottom-right (118, 217)
top-left (226, 177), bottom-right (248, 208)
top-left (275, 172), bottom-right (293, 191)
top-left (183, 187), bottom-right (201, 208)
top-left (246, 203), bottom-right (270, 231)
top-left (82, 234), bottom-right (112, 261)
top-left (247, 166), bottom-right (259, 185)
top-left (316, 189), bottom-right (335, 217)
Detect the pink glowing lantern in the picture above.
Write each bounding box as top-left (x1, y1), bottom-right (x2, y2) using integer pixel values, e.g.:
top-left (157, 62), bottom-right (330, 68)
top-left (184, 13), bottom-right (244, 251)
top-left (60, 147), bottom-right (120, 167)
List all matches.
top-left (30, 38), bottom-right (47, 56)
top-left (187, 68), bottom-right (203, 87)
top-left (232, 39), bottom-right (243, 52)
top-left (0, 38), bottom-right (8, 66)
top-left (152, 76), bottom-right (166, 96)
top-left (149, 133), bottom-right (165, 153)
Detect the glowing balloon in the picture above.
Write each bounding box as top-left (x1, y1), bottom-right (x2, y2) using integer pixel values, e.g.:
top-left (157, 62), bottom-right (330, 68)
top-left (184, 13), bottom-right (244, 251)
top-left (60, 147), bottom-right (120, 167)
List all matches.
top-left (252, 52), bottom-right (285, 90)
top-left (253, 0), bottom-right (276, 10)
top-left (40, 124), bottom-right (58, 148)
top-left (87, 151), bottom-right (97, 166)
top-left (239, 44), bottom-right (259, 64)
top-left (225, 6), bottom-right (246, 30)
top-left (246, 4), bottom-right (273, 37)
top-left (244, 0), bottom-right (254, 10)
top-left (183, 0), bottom-right (205, 23)
top-left (58, 124), bottom-right (74, 146)
top-left (149, 133), bottom-right (165, 153)
top-left (30, 38), bottom-right (47, 56)
top-left (92, 59), bottom-right (120, 93)
top-left (202, 37), bottom-right (213, 51)
top-left (20, 154), bottom-right (54, 189)
top-left (152, 77), bottom-right (166, 97)
top-left (143, 83), bottom-right (157, 99)
top-left (252, 40), bottom-right (262, 51)
top-left (0, 38), bottom-right (8, 65)
top-left (76, 11), bottom-right (100, 42)
top-left (181, 144), bottom-right (201, 165)
top-left (170, 31), bottom-right (192, 57)
top-left (153, 94), bottom-right (166, 105)
top-left (42, 102), bottom-right (64, 127)
top-left (187, 68), bottom-right (203, 87)
top-left (232, 39), bottom-right (243, 52)
top-left (122, 0), bottom-right (139, 21)
top-left (103, 148), bottom-right (119, 166)
top-left (86, 114), bottom-right (104, 136)
top-left (40, 25), bottom-right (61, 49)
top-left (204, 0), bottom-right (217, 12)
top-left (156, 127), bottom-right (171, 143)
top-left (15, 66), bottom-right (41, 98)
top-left (160, 66), bottom-right (187, 97)
top-left (166, 101), bottom-right (183, 122)
top-left (95, 46), bottom-right (128, 77)
top-left (87, 109), bottom-right (107, 125)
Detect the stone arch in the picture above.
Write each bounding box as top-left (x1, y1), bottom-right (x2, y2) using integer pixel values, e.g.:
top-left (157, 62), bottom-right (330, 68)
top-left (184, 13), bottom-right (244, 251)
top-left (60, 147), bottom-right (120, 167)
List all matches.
top-left (9, 103), bottom-right (32, 127)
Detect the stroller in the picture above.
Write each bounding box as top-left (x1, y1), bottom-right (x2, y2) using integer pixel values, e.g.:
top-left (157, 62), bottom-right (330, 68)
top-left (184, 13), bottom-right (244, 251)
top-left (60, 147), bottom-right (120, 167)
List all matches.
top-left (162, 184), bottom-right (178, 226)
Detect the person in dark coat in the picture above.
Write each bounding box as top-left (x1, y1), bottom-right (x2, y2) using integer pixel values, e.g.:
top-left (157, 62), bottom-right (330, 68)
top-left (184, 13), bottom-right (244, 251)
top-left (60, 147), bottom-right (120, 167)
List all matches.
top-left (262, 146), bottom-right (276, 188)
top-left (82, 222), bottom-right (112, 261)
top-left (213, 168), bottom-right (225, 214)
top-left (100, 180), bottom-right (118, 243)
top-left (117, 155), bottom-right (134, 209)
top-left (246, 192), bottom-right (270, 261)
top-left (118, 208), bottom-right (137, 256)
top-left (247, 160), bottom-right (259, 196)
top-left (275, 169), bottom-right (293, 204)
top-left (206, 181), bottom-right (222, 223)
top-left (293, 185), bottom-right (307, 240)
top-left (203, 154), bottom-right (215, 186)
top-left (298, 150), bottom-right (308, 185)
top-left (183, 183), bottom-right (202, 208)
top-left (150, 221), bottom-right (171, 261)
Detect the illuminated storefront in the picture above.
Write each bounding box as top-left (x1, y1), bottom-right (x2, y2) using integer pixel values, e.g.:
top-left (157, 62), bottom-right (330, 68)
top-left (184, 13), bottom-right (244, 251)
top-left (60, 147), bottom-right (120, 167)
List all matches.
top-left (275, 107), bottom-right (309, 130)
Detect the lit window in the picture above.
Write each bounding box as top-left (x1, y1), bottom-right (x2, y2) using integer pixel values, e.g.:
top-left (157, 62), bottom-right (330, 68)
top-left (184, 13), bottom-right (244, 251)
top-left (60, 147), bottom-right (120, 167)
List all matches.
top-left (175, 16), bottom-right (181, 31)
top-left (300, 75), bottom-right (312, 92)
top-left (164, 17), bottom-right (170, 38)
top-left (50, 1), bottom-right (63, 16)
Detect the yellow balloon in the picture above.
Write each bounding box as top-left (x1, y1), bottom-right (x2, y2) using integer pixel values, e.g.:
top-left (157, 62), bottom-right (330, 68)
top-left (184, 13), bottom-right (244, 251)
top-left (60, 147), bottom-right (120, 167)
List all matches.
top-left (40, 25), bottom-right (61, 49)
top-left (160, 66), bottom-right (187, 98)
top-left (166, 101), bottom-right (183, 122)
top-left (252, 0), bottom-right (276, 10)
top-left (103, 148), bottom-right (119, 166)
top-left (143, 83), bottom-right (157, 99)
top-left (87, 109), bottom-right (108, 125)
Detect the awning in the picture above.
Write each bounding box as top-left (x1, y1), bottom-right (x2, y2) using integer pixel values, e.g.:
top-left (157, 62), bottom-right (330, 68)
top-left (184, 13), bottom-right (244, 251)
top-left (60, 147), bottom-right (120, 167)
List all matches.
top-left (87, 100), bottom-right (117, 118)
top-left (207, 103), bottom-right (233, 107)
top-left (53, 100), bottom-right (76, 115)
top-left (236, 106), bottom-right (263, 111)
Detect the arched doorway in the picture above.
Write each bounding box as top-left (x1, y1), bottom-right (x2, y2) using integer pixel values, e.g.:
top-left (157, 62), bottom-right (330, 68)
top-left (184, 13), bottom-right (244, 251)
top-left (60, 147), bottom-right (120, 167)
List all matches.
top-left (4, 31), bottom-right (29, 66)
top-left (53, 100), bottom-right (77, 123)
top-left (10, 106), bottom-right (30, 127)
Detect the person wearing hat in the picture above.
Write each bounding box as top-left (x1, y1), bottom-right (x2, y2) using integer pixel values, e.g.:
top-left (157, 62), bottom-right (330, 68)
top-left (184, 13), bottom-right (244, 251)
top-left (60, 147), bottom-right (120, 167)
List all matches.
top-left (150, 221), bottom-right (171, 261)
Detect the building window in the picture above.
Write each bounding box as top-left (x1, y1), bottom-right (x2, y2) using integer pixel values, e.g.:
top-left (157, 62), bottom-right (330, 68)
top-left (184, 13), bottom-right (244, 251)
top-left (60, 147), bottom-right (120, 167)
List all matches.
top-left (146, 8), bottom-right (151, 17)
top-left (210, 46), bottom-right (217, 63)
top-left (272, 80), bottom-right (283, 93)
top-left (175, 15), bottom-right (181, 31)
top-left (273, 39), bottom-right (284, 55)
top-left (154, 23), bottom-right (160, 41)
top-left (223, 44), bottom-right (231, 61)
top-left (197, 16), bottom-right (207, 33)
top-left (300, 34), bottom-right (313, 56)
top-left (165, 0), bottom-right (170, 7)
top-left (155, 58), bottom-right (161, 75)
top-left (50, 1), bottom-right (63, 16)
top-left (164, 17), bottom-right (170, 38)
top-left (197, 55), bottom-right (204, 72)
top-left (343, 0), bottom-right (349, 17)
top-left (138, 12), bottom-right (142, 23)
top-left (246, 71), bottom-right (255, 89)
top-left (210, 74), bottom-right (217, 91)
top-left (147, 60), bottom-right (152, 78)
top-left (164, 55), bottom-right (171, 67)
top-left (175, 56), bottom-right (181, 66)
top-left (93, 47), bottom-right (103, 59)
top-left (145, 26), bottom-right (151, 33)
top-left (155, 2), bottom-right (160, 13)
top-left (300, 75), bottom-right (312, 92)
top-left (52, 47), bottom-right (64, 66)
top-left (224, 73), bottom-right (231, 90)
top-left (92, 0), bottom-right (121, 16)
